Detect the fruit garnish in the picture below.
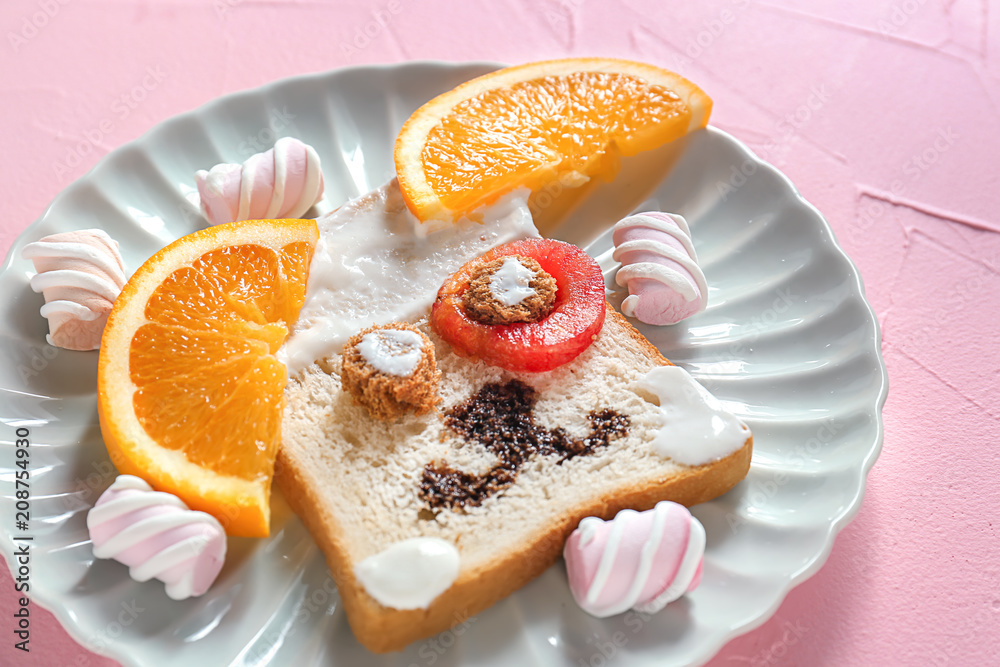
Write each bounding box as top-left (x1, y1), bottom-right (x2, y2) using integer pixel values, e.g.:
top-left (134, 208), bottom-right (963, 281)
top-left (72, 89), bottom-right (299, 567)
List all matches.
top-left (97, 218), bottom-right (319, 538)
top-left (431, 238), bottom-right (605, 373)
top-left (395, 58), bottom-right (712, 227)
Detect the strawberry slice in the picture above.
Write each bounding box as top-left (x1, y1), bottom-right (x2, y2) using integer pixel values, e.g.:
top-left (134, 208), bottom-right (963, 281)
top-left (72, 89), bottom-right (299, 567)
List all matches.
top-left (431, 238), bottom-right (606, 373)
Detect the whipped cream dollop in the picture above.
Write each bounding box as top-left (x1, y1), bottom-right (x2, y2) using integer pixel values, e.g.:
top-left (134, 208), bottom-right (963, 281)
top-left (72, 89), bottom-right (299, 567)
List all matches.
top-left (636, 365), bottom-right (750, 466)
top-left (21, 229), bottom-right (127, 351)
top-left (355, 537), bottom-right (460, 610)
top-left (564, 501), bottom-right (705, 618)
top-left (195, 137), bottom-right (324, 225)
top-left (613, 211), bottom-right (708, 325)
top-left (358, 328), bottom-right (425, 376)
top-left (87, 475), bottom-right (227, 600)
top-left (281, 179), bottom-right (537, 374)
top-left (488, 256), bottom-right (537, 307)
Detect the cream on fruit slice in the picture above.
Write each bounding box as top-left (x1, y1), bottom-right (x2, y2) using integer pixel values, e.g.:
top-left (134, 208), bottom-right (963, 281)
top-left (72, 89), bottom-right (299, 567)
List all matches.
top-left (281, 179), bottom-right (538, 374)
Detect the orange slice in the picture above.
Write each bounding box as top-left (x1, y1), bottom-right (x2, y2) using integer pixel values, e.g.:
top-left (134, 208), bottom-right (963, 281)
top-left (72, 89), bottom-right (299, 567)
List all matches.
top-left (97, 219), bottom-right (319, 537)
top-left (395, 58), bottom-right (712, 225)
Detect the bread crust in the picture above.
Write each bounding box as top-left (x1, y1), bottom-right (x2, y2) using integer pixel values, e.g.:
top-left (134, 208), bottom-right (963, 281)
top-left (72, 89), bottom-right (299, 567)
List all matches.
top-left (276, 305), bottom-right (753, 653)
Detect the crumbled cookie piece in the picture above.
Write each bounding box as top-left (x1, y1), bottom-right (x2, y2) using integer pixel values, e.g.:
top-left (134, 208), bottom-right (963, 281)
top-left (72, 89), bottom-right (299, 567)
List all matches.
top-left (340, 323), bottom-right (441, 422)
top-left (462, 255), bottom-right (557, 325)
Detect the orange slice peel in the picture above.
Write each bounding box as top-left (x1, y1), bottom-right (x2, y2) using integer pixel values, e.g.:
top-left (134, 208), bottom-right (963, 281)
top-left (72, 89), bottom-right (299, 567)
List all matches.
top-left (395, 57), bottom-right (712, 224)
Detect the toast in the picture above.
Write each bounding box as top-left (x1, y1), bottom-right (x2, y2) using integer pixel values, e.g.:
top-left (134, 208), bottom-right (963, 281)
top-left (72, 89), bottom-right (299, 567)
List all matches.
top-left (276, 305), bottom-right (752, 653)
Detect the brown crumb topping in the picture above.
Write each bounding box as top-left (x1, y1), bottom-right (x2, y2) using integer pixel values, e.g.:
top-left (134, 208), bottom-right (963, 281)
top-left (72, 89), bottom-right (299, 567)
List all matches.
top-left (340, 323), bottom-right (441, 422)
top-left (462, 255), bottom-right (557, 325)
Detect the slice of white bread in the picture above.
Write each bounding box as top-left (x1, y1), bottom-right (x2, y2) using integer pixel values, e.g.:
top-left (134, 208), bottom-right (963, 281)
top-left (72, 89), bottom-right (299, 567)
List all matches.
top-left (276, 305), bottom-right (752, 653)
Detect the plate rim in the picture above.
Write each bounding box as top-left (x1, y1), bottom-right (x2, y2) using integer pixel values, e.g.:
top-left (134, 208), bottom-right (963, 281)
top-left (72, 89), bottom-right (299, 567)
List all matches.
top-left (689, 123), bottom-right (889, 663)
top-left (0, 60), bottom-right (888, 667)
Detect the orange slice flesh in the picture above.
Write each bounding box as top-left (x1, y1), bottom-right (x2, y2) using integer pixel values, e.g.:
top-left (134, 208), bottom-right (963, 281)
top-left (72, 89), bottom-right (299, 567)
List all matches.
top-left (97, 219), bottom-right (319, 537)
top-left (395, 58), bottom-right (712, 224)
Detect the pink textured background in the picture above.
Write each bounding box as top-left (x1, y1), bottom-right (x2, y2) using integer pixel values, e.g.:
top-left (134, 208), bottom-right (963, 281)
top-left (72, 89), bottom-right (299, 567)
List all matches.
top-left (1, 0), bottom-right (999, 665)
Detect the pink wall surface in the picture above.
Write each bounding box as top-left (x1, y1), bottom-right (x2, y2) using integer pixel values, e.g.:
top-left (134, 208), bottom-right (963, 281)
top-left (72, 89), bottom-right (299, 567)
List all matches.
top-left (1, 0), bottom-right (998, 665)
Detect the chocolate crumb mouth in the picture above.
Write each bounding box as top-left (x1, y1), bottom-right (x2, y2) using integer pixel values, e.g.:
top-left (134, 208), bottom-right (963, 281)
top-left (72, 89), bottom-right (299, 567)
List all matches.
top-left (419, 379), bottom-right (630, 510)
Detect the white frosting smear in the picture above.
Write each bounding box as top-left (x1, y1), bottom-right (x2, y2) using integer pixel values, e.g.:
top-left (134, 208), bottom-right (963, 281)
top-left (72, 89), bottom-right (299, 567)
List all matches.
top-left (357, 328), bottom-right (424, 377)
top-left (636, 366), bottom-right (750, 466)
top-left (354, 537), bottom-right (460, 610)
top-left (281, 179), bottom-right (537, 374)
top-left (489, 257), bottom-right (537, 307)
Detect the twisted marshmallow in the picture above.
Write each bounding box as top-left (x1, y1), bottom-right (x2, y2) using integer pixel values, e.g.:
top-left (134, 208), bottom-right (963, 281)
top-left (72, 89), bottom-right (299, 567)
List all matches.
top-left (564, 501), bottom-right (705, 617)
top-left (21, 229), bottom-right (127, 351)
top-left (87, 475), bottom-right (226, 600)
top-left (195, 137), bottom-right (324, 225)
top-left (612, 211), bottom-right (708, 325)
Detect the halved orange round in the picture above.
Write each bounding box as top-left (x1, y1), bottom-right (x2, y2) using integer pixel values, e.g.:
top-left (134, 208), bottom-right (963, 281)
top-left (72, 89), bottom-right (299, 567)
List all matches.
top-left (97, 219), bottom-right (319, 537)
top-left (395, 58), bottom-right (712, 225)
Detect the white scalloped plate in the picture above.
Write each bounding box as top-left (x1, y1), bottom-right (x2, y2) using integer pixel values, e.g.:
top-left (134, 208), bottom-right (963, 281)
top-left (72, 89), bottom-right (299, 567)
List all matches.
top-left (0, 62), bottom-right (886, 667)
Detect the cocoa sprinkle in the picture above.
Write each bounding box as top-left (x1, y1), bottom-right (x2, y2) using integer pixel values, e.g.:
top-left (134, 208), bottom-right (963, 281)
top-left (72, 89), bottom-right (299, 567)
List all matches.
top-left (419, 380), bottom-right (629, 510)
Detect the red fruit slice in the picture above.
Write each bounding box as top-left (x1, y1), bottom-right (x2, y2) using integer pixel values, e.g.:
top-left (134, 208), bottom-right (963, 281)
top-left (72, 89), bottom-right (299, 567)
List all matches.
top-left (431, 238), bottom-right (606, 373)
